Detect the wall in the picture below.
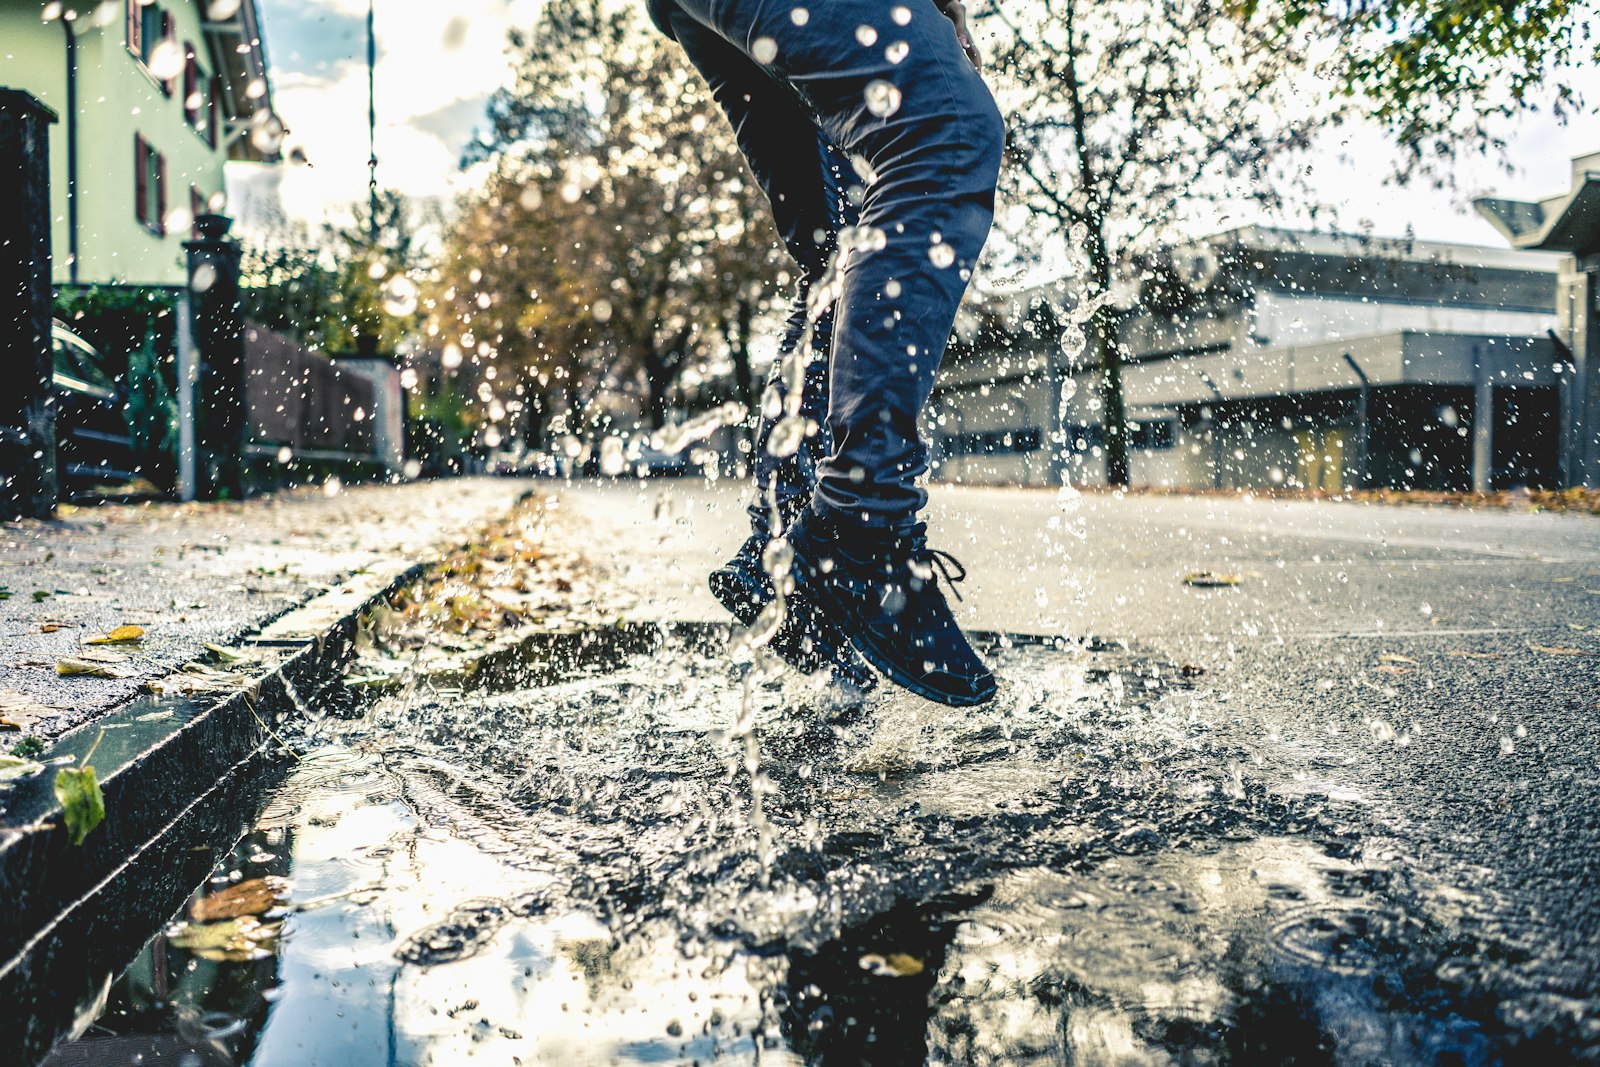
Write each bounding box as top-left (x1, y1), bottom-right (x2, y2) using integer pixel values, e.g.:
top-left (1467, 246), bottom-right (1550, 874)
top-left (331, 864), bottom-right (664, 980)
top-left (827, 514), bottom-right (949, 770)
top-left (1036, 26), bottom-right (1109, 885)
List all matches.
top-left (0, 0), bottom-right (231, 286)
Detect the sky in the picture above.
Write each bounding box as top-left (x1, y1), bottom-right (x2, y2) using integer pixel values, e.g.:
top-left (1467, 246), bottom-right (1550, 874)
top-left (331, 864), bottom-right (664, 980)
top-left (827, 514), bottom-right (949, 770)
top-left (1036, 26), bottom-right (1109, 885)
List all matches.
top-left (235, 0), bottom-right (1599, 250)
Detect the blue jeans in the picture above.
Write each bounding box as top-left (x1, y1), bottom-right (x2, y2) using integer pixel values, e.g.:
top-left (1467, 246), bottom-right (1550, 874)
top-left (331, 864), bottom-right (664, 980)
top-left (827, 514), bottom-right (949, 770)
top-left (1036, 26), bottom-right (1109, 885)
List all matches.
top-left (648, 0), bottom-right (1004, 534)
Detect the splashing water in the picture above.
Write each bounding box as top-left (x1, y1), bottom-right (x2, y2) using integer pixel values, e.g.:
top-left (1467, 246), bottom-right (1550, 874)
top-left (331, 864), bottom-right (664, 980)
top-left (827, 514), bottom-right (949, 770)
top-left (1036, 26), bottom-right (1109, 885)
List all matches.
top-left (651, 401), bottom-right (746, 456)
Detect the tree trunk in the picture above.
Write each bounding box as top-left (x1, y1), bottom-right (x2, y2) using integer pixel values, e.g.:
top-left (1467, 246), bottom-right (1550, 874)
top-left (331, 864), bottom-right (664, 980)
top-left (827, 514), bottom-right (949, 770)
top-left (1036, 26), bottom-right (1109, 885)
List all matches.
top-left (1095, 309), bottom-right (1130, 487)
top-left (730, 296), bottom-right (755, 415)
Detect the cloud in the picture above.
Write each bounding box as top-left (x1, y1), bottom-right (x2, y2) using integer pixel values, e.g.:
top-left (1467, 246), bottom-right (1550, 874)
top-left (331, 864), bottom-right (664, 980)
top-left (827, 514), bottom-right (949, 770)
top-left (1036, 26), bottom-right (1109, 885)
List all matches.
top-left (243, 0), bottom-right (540, 225)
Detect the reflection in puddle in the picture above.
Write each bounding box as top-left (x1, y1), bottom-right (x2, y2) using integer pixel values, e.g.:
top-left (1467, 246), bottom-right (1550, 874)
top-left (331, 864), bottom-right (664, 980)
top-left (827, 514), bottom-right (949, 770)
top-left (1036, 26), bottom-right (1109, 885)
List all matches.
top-left (46, 628), bottom-right (1589, 1065)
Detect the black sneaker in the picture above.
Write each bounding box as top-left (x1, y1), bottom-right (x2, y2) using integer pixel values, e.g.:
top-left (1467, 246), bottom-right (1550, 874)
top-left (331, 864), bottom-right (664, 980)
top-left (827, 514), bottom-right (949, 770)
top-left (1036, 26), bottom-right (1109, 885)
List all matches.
top-left (709, 533), bottom-right (876, 690)
top-left (788, 510), bottom-right (996, 707)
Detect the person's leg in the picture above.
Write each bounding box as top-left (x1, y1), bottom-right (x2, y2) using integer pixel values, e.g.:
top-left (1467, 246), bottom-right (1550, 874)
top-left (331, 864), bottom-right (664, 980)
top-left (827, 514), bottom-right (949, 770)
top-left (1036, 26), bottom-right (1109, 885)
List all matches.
top-left (659, 6), bottom-right (875, 688)
top-left (665, 0), bottom-right (1005, 530)
top-left (656, 6), bottom-right (857, 539)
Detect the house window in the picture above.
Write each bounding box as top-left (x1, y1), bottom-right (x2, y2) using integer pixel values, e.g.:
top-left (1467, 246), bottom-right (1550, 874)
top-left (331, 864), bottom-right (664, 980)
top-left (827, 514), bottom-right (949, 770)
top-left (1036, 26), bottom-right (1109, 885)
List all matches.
top-left (184, 44), bottom-right (200, 126)
top-left (134, 134), bottom-right (167, 237)
top-left (125, 1), bottom-right (176, 95)
top-left (183, 44), bottom-right (216, 142)
top-left (1130, 420), bottom-right (1176, 450)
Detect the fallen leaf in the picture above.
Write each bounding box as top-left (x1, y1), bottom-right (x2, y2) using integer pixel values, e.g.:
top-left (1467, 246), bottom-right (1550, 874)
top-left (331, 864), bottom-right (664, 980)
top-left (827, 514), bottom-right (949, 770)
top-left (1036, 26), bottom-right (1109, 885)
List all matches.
top-left (85, 625), bottom-right (145, 645)
top-left (0, 690), bottom-right (59, 730)
top-left (859, 952), bottom-right (925, 977)
top-left (56, 656), bottom-right (132, 678)
top-left (1180, 663), bottom-right (1207, 677)
top-left (145, 663), bottom-right (249, 696)
top-left (1448, 651), bottom-right (1499, 660)
top-left (1379, 653), bottom-right (1419, 665)
top-left (39, 624), bottom-right (63, 634)
top-left (0, 754), bottom-right (46, 782)
top-left (1529, 644), bottom-right (1588, 656)
top-left (190, 876), bottom-right (289, 923)
top-left (55, 764), bottom-right (105, 845)
top-left (1184, 571), bottom-right (1241, 588)
top-left (167, 916), bottom-right (283, 962)
top-left (1376, 664), bottom-right (1413, 675)
top-left (135, 710), bottom-right (175, 722)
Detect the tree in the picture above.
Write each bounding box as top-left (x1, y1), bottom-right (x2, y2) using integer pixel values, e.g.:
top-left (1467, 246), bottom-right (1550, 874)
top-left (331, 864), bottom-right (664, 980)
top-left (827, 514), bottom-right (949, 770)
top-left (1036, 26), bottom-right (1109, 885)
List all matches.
top-left (240, 190), bottom-right (426, 355)
top-left (1255, 0), bottom-right (1595, 172)
top-left (436, 0), bottom-right (784, 445)
top-left (984, 0), bottom-right (1344, 484)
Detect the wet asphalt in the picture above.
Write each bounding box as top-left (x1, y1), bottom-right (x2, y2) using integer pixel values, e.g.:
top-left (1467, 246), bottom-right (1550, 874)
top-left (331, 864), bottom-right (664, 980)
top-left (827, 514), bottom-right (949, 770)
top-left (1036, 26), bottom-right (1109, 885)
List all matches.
top-left (562, 481), bottom-right (1600, 1053)
top-left (39, 480), bottom-right (1600, 1065)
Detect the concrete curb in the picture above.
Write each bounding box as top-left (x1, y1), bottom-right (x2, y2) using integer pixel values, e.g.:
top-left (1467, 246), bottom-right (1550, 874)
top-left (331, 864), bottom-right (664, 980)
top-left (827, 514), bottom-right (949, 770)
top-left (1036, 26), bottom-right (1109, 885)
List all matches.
top-left (0, 559), bottom-right (426, 1066)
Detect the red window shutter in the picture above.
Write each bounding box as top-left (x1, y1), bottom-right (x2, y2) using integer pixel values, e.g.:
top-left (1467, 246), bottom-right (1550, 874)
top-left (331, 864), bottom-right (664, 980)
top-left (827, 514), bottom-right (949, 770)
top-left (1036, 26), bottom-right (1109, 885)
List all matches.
top-left (126, 0), bottom-right (139, 54)
top-left (184, 45), bottom-right (198, 126)
top-left (208, 75), bottom-right (221, 148)
top-left (156, 151), bottom-right (167, 236)
top-left (134, 134), bottom-right (148, 228)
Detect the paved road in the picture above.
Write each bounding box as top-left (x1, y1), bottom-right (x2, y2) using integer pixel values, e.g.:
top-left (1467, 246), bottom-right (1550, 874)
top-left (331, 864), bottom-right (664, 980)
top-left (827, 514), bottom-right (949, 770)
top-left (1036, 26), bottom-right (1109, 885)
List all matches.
top-left (563, 481), bottom-right (1600, 1054)
top-left (43, 481), bottom-right (1600, 1065)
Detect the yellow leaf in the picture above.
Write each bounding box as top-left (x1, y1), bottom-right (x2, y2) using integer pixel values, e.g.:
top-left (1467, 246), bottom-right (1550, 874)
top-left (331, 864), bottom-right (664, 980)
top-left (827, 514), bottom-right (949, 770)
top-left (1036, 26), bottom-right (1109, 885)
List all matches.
top-left (85, 625), bottom-right (145, 645)
top-left (1529, 644), bottom-right (1588, 656)
top-left (167, 916), bottom-right (283, 962)
top-left (190, 876), bottom-right (289, 923)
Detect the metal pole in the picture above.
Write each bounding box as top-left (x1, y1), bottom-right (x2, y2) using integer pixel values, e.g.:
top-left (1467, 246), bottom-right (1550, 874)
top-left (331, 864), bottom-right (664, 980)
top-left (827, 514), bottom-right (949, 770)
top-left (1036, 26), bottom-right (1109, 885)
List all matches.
top-left (367, 0), bottom-right (379, 241)
top-left (61, 18), bottom-right (79, 285)
top-left (1341, 352), bottom-right (1371, 490)
top-left (185, 214), bottom-right (247, 499)
top-left (1193, 367), bottom-right (1225, 489)
top-left (176, 290), bottom-right (198, 502)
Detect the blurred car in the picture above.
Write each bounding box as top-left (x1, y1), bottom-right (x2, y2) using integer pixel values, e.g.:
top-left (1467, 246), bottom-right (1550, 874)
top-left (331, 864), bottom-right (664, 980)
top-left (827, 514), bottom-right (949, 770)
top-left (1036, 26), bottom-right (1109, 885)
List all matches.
top-left (52, 320), bottom-right (141, 492)
top-left (633, 443), bottom-right (692, 477)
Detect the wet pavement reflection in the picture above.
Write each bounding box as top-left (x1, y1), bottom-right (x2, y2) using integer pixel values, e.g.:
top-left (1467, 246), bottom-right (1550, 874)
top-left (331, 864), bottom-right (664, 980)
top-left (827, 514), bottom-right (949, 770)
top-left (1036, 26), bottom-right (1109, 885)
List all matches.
top-left (47, 626), bottom-right (1595, 1065)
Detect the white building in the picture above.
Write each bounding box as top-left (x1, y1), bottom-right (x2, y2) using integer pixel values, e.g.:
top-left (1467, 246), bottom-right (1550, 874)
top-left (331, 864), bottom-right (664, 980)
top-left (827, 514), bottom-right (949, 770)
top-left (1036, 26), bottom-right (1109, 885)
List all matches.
top-left (932, 227), bottom-right (1563, 492)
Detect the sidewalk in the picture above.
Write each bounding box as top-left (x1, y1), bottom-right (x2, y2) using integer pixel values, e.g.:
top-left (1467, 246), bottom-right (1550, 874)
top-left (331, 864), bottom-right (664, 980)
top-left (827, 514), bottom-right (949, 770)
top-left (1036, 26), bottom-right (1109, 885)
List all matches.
top-left (0, 478), bottom-right (539, 742)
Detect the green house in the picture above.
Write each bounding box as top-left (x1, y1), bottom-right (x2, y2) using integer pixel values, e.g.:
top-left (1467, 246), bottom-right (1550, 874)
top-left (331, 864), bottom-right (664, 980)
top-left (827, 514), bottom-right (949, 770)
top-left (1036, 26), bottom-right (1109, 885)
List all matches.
top-left (0, 0), bottom-right (280, 287)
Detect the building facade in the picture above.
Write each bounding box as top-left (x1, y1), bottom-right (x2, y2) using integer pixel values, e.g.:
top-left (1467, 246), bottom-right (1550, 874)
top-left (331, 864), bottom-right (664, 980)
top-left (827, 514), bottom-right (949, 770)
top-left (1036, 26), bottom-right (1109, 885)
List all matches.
top-left (1478, 151), bottom-right (1600, 488)
top-left (932, 227), bottom-right (1563, 492)
top-left (0, 0), bottom-right (279, 287)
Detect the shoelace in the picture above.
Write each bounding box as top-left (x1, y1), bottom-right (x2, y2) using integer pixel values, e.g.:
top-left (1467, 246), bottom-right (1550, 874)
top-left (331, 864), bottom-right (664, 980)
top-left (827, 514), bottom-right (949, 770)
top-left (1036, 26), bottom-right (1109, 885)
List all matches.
top-left (904, 523), bottom-right (969, 603)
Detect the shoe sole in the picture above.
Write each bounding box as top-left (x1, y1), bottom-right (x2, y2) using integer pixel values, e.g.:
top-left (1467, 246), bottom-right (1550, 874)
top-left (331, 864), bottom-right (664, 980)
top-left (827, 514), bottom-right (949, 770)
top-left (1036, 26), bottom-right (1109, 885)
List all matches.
top-left (708, 564), bottom-right (875, 689)
top-left (789, 550), bottom-right (997, 708)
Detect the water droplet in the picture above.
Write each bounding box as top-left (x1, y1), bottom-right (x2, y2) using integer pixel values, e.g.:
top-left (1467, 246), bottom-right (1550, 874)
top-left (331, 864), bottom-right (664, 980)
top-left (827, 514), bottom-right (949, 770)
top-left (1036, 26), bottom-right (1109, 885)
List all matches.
top-left (892, 5), bottom-right (912, 23)
top-left (190, 262), bottom-right (218, 293)
top-left (207, 0), bottom-right (242, 19)
top-left (766, 415), bottom-right (806, 457)
top-left (592, 298), bottom-right (613, 323)
top-left (249, 112), bottom-right (285, 154)
top-left (865, 80), bottom-right (902, 117)
top-left (276, 446), bottom-right (292, 464)
top-left (599, 436), bottom-right (626, 476)
top-left (518, 185), bottom-right (542, 211)
top-left (790, 6), bottom-right (809, 24)
top-left (855, 24), bottom-right (878, 45)
top-left (382, 275), bottom-right (419, 316)
top-left (885, 40), bottom-right (910, 63)
top-left (146, 39), bottom-right (185, 81)
top-left (752, 37), bottom-right (778, 63)
top-left (929, 243), bottom-right (956, 269)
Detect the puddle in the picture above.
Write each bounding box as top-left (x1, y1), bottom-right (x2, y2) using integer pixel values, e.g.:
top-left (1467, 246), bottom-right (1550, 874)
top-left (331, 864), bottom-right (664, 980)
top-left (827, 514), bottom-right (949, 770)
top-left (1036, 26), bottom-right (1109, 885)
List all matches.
top-left (43, 626), bottom-right (1597, 1065)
